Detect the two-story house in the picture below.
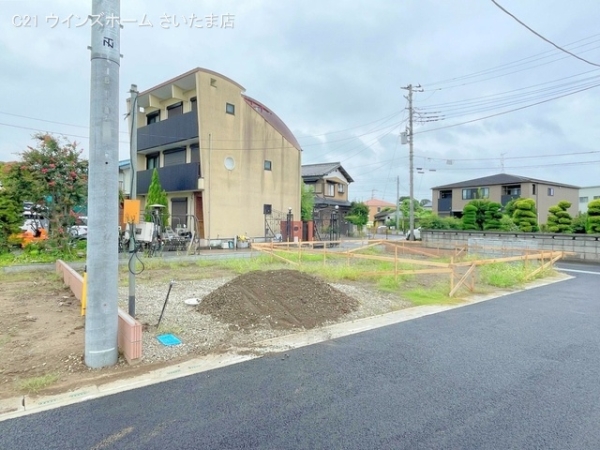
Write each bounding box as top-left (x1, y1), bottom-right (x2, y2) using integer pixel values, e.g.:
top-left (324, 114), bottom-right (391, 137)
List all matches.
top-left (364, 198), bottom-right (397, 226)
top-left (579, 185), bottom-right (600, 213)
top-left (127, 67), bottom-right (302, 242)
top-left (301, 162), bottom-right (353, 237)
top-left (431, 173), bottom-right (579, 224)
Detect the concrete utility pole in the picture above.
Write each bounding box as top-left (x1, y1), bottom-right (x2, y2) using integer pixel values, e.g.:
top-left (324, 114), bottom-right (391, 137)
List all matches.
top-left (128, 84), bottom-right (138, 317)
top-left (395, 176), bottom-right (400, 231)
top-left (85, 0), bottom-right (121, 368)
top-left (401, 84), bottom-right (422, 241)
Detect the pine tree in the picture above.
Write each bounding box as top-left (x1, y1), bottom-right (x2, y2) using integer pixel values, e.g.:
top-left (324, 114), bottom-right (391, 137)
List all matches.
top-left (512, 198), bottom-right (538, 232)
top-left (547, 201), bottom-right (573, 233)
top-left (144, 169), bottom-right (169, 226)
top-left (586, 199), bottom-right (600, 234)
top-left (483, 202), bottom-right (503, 230)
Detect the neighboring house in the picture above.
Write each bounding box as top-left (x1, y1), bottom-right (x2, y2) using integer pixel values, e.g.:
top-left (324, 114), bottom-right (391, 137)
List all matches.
top-left (431, 173), bottom-right (579, 224)
top-left (579, 185), bottom-right (600, 213)
top-left (128, 67), bottom-right (302, 241)
top-left (364, 199), bottom-right (397, 225)
top-left (119, 159), bottom-right (132, 198)
top-left (302, 162), bottom-right (354, 214)
top-left (373, 209), bottom-right (401, 228)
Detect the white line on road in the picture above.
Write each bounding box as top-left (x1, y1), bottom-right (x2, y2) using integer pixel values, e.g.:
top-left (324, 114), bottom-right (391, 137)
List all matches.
top-left (558, 268), bottom-right (600, 275)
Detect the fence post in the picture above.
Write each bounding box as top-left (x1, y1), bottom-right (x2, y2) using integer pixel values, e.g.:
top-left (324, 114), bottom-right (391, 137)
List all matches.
top-left (394, 245), bottom-right (398, 281)
top-left (450, 256), bottom-right (454, 293)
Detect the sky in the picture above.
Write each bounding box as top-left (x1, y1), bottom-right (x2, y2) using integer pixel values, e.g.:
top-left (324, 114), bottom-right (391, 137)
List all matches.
top-left (1, 0), bottom-right (599, 204)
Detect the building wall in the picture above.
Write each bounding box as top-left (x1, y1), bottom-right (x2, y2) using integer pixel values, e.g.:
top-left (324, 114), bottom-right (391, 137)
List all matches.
top-left (196, 71), bottom-right (300, 240)
top-left (433, 182), bottom-right (579, 223)
top-left (579, 186), bottom-right (600, 213)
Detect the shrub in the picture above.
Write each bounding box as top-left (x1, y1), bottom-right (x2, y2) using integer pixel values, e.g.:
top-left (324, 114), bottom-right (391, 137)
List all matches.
top-left (587, 199), bottom-right (600, 234)
top-left (512, 198), bottom-right (539, 232)
top-left (547, 201), bottom-right (573, 233)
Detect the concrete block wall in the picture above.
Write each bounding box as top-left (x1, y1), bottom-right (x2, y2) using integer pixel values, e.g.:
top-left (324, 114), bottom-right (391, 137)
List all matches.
top-left (422, 230), bottom-right (600, 262)
top-left (55, 260), bottom-right (142, 363)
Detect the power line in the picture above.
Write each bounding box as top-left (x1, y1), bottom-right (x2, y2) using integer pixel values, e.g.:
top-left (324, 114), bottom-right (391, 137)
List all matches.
top-left (490, 0), bottom-right (600, 68)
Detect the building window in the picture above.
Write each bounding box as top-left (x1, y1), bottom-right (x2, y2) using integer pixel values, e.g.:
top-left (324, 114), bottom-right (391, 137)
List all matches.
top-left (210, 78), bottom-right (217, 87)
top-left (226, 103), bottom-right (235, 115)
top-left (532, 184), bottom-right (536, 195)
top-left (377, 207), bottom-right (381, 212)
top-left (146, 111), bottom-right (160, 125)
top-left (503, 185), bottom-right (521, 196)
top-left (167, 102), bottom-right (183, 118)
top-left (264, 160), bottom-right (272, 171)
top-left (594, 196), bottom-right (600, 200)
top-left (146, 153), bottom-right (159, 170)
top-left (163, 148), bottom-right (186, 166)
top-left (338, 183), bottom-right (345, 194)
top-left (580, 196), bottom-right (589, 203)
top-left (548, 188), bottom-right (555, 196)
top-left (190, 97), bottom-right (197, 111)
top-left (326, 183), bottom-right (335, 196)
top-left (462, 187), bottom-right (489, 200)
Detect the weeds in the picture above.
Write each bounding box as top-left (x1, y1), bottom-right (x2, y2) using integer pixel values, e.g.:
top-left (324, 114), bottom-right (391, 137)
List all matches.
top-left (18, 373), bottom-right (60, 393)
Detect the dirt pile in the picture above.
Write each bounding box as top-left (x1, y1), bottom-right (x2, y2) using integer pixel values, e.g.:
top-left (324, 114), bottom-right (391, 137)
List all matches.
top-left (197, 269), bottom-right (359, 330)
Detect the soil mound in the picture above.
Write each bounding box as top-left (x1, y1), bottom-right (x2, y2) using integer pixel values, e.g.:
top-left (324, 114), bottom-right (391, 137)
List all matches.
top-left (197, 269), bottom-right (359, 330)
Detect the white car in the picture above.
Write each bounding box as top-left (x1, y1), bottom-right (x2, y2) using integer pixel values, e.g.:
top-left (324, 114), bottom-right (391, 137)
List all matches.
top-left (69, 216), bottom-right (88, 239)
top-left (406, 227), bottom-right (421, 240)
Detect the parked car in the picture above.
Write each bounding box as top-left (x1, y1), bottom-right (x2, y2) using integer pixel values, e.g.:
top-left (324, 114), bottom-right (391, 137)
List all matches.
top-left (69, 216), bottom-right (88, 239)
top-left (406, 227), bottom-right (421, 241)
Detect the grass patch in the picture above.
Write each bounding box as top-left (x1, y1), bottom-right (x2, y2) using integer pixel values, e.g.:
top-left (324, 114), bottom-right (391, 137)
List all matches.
top-left (479, 262), bottom-right (528, 288)
top-left (404, 283), bottom-right (460, 306)
top-left (377, 275), bottom-right (413, 292)
top-left (18, 373), bottom-right (60, 394)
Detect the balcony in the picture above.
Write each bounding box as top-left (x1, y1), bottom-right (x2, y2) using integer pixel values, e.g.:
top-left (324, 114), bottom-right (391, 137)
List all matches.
top-left (137, 162), bottom-right (201, 195)
top-left (437, 197), bottom-right (452, 213)
top-left (137, 112), bottom-right (198, 151)
top-left (501, 194), bottom-right (520, 206)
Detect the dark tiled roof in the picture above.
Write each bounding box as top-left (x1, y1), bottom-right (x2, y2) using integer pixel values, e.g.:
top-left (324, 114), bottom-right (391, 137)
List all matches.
top-left (432, 173), bottom-right (579, 190)
top-left (243, 95), bottom-right (301, 151)
top-left (301, 163), bottom-right (354, 183)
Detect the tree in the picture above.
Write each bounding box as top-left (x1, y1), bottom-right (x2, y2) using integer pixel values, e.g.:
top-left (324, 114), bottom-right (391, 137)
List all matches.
top-left (547, 201), bottom-right (573, 233)
top-left (3, 134), bottom-right (88, 252)
top-left (503, 198), bottom-right (518, 218)
top-left (300, 183), bottom-right (314, 221)
top-left (0, 192), bottom-right (21, 253)
top-left (461, 200), bottom-right (489, 230)
top-left (483, 202), bottom-right (503, 230)
top-left (345, 201), bottom-right (369, 234)
top-left (144, 168), bottom-right (169, 226)
top-left (587, 199), bottom-right (600, 234)
top-left (571, 213), bottom-right (588, 234)
top-left (512, 198), bottom-right (538, 232)
top-left (399, 198), bottom-right (423, 233)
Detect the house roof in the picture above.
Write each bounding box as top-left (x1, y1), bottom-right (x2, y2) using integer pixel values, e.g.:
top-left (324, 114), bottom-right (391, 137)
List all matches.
top-left (374, 209), bottom-right (400, 219)
top-left (364, 198), bottom-right (396, 207)
top-left (301, 162), bottom-right (354, 183)
top-left (432, 173), bottom-right (579, 190)
top-left (243, 95), bottom-right (301, 151)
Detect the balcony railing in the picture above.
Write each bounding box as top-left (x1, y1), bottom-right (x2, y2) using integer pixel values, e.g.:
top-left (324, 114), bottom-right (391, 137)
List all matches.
top-left (437, 197), bottom-right (452, 213)
top-left (137, 111), bottom-right (199, 151)
top-left (501, 194), bottom-right (520, 206)
top-left (137, 162), bottom-right (201, 194)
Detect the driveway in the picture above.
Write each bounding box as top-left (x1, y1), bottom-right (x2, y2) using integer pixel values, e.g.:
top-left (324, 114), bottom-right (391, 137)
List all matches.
top-left (1, 264), bottom-right (599, 449)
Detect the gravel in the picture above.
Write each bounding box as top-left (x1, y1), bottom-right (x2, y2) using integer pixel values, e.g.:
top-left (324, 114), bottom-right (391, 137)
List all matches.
top-left (117, 277), bottom-right (411, 365)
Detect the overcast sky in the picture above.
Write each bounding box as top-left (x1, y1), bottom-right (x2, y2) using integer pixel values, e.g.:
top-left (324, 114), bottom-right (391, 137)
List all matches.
top-left (1, 0), bottom-right (599, 203)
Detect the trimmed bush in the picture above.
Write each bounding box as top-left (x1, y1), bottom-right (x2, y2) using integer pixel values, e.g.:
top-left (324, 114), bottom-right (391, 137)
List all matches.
top-left (587, 199), bottom-right (600, 234)
top-left (512, 198), bottom-right (539, 232)
top-left (547, 201), bottom-right (573, 233)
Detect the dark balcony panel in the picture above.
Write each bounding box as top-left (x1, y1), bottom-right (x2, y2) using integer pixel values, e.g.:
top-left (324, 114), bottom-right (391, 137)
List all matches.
top-left (501, 194), bottom-right (520, 206)
top-left (438, 197), bottom-right (452, 213)
top-left (137, 111), bottom-right (198, 151)
top-left (137, 162), bottom-right (201, 195)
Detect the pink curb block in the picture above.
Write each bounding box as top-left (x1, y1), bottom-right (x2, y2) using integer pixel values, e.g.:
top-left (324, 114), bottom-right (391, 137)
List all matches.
top-left (55, 260), bottom-right (142, 364)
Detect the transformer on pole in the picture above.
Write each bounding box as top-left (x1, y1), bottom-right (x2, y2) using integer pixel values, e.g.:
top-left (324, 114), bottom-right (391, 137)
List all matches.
top-left (85, 0), bottom-right (121, 368)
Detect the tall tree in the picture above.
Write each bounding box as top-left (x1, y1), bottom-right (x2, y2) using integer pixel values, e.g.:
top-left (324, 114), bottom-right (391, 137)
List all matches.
top-left (0, 192), bottom-right (21, 253)
top-left (3, 134), bottom-right (88, 252)
top-left (462, 200), bottom-right (489, 230)
top-left (144, 168), bottom-right (169, 226)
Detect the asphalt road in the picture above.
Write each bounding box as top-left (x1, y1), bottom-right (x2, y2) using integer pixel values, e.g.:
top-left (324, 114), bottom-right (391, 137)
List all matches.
top-left (1, 263), bottom-right (599, 450)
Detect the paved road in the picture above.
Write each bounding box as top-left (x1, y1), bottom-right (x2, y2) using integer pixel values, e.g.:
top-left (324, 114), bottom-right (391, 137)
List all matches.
top-left (2, 264), bottom-right (599, 450)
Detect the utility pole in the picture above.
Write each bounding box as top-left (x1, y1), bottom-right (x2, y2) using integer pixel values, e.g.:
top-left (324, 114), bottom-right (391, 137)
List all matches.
top-left (128, 84), bottom-right (138, 317)
top-left (85, 0), bottom-right (121, 368)
top-left (401, 83), bottom-right (422, 241)
top-left (395, 176), bottom-right (400, 231)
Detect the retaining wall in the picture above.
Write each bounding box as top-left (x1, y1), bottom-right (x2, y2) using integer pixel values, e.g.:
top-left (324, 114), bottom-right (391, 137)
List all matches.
top-left (55, 260), bottom-right (142, 363)
top-left (421, 230), bottom-right (600, 262)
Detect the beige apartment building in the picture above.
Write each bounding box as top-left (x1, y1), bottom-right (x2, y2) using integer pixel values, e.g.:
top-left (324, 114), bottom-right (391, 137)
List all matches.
top-left (127, 67), bottom-right (302, 242)
top-left (431, 173), bottom-right (579, 224)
